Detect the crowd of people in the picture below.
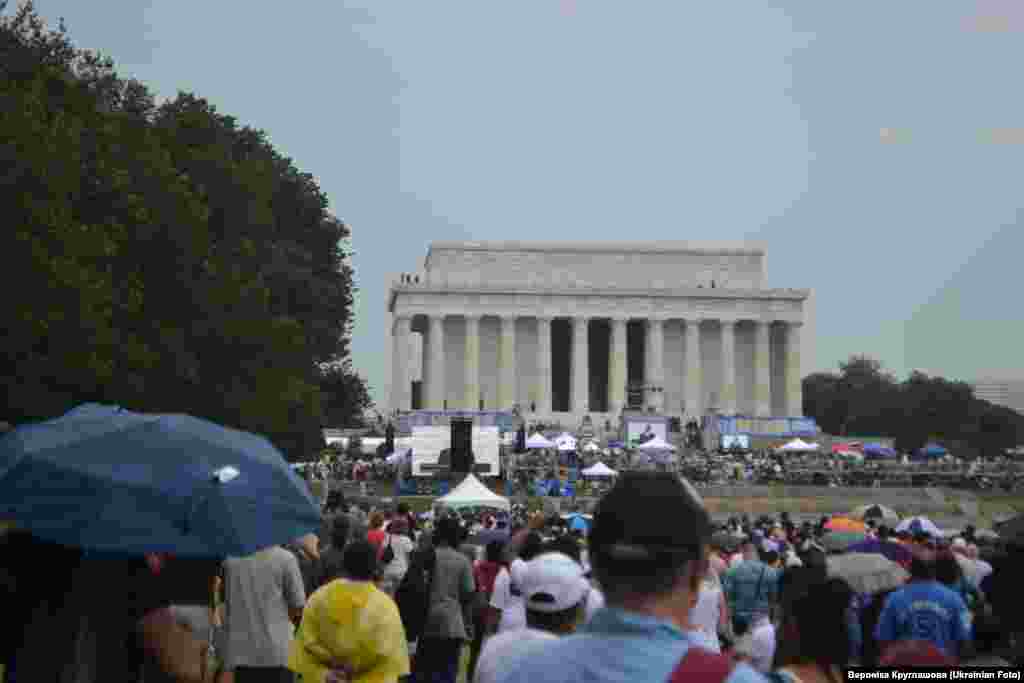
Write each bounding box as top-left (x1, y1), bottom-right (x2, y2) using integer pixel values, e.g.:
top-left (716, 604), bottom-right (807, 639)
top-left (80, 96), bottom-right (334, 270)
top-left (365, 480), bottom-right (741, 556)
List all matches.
top-left (4, 470), bottom-right (1024, 682)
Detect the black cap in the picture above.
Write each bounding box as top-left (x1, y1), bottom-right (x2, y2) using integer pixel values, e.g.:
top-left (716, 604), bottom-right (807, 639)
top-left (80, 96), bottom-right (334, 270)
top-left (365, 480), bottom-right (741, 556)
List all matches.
top-left (590, 472), bottom-right (711, 562)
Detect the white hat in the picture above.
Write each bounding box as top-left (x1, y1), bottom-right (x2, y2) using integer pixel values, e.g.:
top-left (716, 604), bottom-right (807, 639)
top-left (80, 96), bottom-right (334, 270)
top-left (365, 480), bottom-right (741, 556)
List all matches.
top-left (520, 552), bottom-right (590, 614)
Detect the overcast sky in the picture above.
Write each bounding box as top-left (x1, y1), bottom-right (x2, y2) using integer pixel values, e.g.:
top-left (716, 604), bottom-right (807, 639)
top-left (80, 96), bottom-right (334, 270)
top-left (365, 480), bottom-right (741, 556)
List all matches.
top-left (23, 1), bottom-right (1024, 403)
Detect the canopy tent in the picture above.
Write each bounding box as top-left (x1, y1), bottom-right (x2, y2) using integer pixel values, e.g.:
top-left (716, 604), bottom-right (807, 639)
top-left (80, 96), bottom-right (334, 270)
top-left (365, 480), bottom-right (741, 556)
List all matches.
top-left (916, 444), bottom-right (947, 458)
top-left (525, 433), bottom-right (554, 449)
top-left (776, 439), bottom-right (818, 452)
top-left (581, 461), bottom-right (618, 477)
top-left (557, 440), bottom-right (578, 452)
top-left (636, 436), bottom-right (676, 451)
top-left (863, 443), bottom-right (897, 459)
top-left (436, 474), bottom-right (510, 512)
top-left (582, 441), bottom-right (600, 453)
top-left (554, 432), bottom-right (575, 444)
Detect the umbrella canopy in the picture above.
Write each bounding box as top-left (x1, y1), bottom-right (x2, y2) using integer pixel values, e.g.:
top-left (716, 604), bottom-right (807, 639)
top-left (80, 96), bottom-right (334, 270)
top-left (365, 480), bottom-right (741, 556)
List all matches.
top-left (0, 404), bottom-right (321, 558)
top-left (777, 439), bottom-right (818, 452)
top-left (525, 433), bottom-right (554, 449)
top-left (825, 517), bottom-right (867, 533)
top-left (827, 553), bottom-right (909, 594)
top-left (821, 531), bottom-right (866, 552)
top-left (581, 461), bottom-right (617, 477)
top-left (846, 538), bottom-right (914, 566)
top-left (636, 436), bottom-right (676, 451)
top-left (850, 504), bottom-right (900, 525)
top-left (896, 516), bottom-right (942, 538)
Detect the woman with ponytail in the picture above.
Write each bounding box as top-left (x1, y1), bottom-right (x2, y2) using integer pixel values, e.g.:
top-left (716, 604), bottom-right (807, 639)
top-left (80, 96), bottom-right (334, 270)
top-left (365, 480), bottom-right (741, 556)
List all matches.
top-left (770, 568), bottom-right (854, 683)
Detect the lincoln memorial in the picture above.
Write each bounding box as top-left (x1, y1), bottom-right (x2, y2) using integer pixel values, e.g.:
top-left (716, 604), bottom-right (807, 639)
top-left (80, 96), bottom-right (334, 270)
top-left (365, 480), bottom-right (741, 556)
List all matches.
top-left (387, 241), bottom-right (810, 424)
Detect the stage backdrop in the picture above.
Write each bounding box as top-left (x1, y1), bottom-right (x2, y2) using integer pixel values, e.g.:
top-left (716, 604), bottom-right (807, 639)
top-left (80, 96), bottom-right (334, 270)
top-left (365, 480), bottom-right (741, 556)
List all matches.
top-left (405, 425), bottom-right (501, 477)
top-left (624, 415), bottom-right (670, 445)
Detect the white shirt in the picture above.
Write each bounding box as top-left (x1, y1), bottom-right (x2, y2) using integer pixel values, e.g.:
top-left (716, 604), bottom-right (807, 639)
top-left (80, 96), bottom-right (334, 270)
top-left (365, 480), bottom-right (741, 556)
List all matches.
top-left (491, 567), bottom-right (527, 632)
top-left (734, 617), bottom-right (776, 673)
top-left (474, 628), bottom-right (558, 683)
top-left (690, 583), bottom-right (723, 653)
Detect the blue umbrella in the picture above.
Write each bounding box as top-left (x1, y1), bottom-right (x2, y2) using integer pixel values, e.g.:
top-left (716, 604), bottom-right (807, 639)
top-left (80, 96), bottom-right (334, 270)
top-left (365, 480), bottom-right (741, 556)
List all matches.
top-left (0, 404), bottom-right (321, 558)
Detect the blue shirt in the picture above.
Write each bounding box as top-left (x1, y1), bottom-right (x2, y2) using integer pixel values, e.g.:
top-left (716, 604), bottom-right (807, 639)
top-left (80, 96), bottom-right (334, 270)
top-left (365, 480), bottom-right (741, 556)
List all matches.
top-left (875, 581), bottom-right (972, 656)
top-left (721, 561), bottom-right (781, 623)
top-left (494, 607), bottom-right (767, 683)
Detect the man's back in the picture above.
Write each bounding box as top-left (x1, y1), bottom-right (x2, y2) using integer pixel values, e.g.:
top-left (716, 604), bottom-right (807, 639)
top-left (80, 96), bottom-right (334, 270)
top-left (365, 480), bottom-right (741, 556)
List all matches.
top-left (875, 580), bottom-right (971, 656)
top-left (494, 609), bottom-right (764, 683)
top-left (721, 560), bottom-right (779, 623)
top-left (223, 546), bottom-right (306, 669)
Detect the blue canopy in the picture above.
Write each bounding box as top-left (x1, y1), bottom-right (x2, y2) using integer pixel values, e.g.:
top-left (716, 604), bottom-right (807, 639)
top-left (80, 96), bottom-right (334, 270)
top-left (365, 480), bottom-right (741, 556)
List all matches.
top-left (917, 444), bottom-right (947, 458)
top-left (0, 404), bottom-right (322, 557)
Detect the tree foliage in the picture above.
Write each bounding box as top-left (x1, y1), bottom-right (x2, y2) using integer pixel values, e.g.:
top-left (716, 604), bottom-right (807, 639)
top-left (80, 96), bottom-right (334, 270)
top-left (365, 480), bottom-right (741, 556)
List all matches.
top-left (1, 2), bottom-right (370, 458)
top-left (804, 356), bottom-right (1024, 457)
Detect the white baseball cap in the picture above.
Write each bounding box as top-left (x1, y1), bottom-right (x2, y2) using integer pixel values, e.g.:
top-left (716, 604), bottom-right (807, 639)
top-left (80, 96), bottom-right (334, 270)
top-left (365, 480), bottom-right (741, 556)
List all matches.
top-left (520, 552), bottom-right (590, 613)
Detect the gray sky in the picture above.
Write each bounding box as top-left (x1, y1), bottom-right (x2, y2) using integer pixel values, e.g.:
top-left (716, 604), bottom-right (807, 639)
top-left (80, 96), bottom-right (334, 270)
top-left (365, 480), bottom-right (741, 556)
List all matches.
top-left (24, 1), bottom-right (1024, 403)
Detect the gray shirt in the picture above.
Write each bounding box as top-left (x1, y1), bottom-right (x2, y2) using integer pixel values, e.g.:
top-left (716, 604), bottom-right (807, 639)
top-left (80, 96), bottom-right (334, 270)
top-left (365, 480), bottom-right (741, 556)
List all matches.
top-left (423, 547), bottom-right (475, 640)
top-left (222, 546), bottom-right (306, 668)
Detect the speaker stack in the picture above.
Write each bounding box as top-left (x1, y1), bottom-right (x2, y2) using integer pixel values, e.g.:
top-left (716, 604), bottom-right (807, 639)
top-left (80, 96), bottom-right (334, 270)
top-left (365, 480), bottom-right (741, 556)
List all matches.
top-left (450, 417), bottom-right (473, 476)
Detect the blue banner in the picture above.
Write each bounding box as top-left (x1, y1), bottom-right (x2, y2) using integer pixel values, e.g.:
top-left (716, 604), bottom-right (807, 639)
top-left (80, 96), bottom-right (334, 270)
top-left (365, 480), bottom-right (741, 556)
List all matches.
top-left (706, 415), bottom-right (819, 437)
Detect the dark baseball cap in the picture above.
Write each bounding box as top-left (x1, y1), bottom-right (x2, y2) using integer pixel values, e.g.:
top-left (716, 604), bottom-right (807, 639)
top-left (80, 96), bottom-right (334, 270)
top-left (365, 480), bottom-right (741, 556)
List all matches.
top-left (589, 472), bottom-right (711, 564)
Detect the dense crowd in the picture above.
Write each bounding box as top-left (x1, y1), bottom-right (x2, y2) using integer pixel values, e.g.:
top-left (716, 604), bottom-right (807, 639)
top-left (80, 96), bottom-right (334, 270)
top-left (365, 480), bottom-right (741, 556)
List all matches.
top-left (5, 471), bottom-right (1024, 682)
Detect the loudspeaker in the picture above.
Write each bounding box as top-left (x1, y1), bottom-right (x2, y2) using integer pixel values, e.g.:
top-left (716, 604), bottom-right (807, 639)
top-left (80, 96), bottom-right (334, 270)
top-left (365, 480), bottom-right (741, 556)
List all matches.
top-left (450, 418), bottom-right (473, 473)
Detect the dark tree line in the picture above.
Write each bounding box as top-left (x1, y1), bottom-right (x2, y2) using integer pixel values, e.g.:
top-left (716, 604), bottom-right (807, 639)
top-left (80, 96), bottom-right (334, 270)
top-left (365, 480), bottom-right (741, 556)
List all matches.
top-left (1, 2), bottom-right (371, 459)
top-left (803, 356), bottom-right (1024, 457)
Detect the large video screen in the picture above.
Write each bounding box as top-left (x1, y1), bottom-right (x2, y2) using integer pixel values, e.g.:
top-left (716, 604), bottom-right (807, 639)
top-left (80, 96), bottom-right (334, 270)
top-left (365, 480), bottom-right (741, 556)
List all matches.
top-left (721, 434), bottom-right (751, 450)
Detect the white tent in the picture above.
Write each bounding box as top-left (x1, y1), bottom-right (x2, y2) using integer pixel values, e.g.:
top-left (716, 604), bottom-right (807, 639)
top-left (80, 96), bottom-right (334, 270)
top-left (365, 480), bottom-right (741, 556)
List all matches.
top-left (557, 440), bottom-right (577, 452)
top-left (525, 433), bottom-right (554, 449)
top-left (777, 439), bottom-right (818, 452)
top-left (555, 432), bottom-right (576, 445)
top-left (581, 461), bottom-right (618, 477)
top-left (436, 474), bottom-right (510, 512)
top-left (637, 436), bottom-right (676, 451)
top-left (582, 441), bottom-right (600, 453)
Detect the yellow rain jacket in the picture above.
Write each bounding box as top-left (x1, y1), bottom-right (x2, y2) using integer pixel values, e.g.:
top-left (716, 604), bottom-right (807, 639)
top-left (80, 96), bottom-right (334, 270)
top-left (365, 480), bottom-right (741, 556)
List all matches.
top-left (288, 579), bottom-right (410, 683)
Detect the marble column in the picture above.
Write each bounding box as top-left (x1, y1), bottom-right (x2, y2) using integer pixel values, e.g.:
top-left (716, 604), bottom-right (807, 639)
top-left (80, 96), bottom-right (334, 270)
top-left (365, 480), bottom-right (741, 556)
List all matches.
top-left (498, 316), bottom-right (517, 409)
top-left (720, 319), bottom-right (737, 415)
top-left (785, 321), bottom-right (804, 417)
top-left (684, 318), bottom-right (703, 418)
top-left (608, 316), bottom-right (628, 416)
top-left (427, 315), bottom-right (446, 409)
top-left (536, 317), bottom-right (552, 415)
top-left (754, 320), bottom-right (772, 417)
top-left (464, 315), bottom-right (480, 410)
top-left (648, 318), bottom-right (665, 412)
top-left (572, 317), bottom-right (590, 414)
top-left (392, 315), bottom-right (412, 411)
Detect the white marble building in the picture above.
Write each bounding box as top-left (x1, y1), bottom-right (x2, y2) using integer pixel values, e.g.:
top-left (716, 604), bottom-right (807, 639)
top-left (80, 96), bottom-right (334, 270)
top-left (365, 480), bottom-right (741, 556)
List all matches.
top-left (387, 241), bottom-right (810, 424)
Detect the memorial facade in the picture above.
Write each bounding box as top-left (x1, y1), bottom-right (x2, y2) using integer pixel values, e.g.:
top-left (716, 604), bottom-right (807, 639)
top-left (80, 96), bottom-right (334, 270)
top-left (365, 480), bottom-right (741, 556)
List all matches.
top-left (387, 241), bottom-right (810, 424)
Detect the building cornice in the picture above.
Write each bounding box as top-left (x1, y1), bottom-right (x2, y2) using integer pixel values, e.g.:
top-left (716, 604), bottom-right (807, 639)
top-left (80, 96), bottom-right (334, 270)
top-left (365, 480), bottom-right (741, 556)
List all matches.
top-left (425, 240), bottom-right (766, 269)
top-left (388, 284), bottom-right (810, 313)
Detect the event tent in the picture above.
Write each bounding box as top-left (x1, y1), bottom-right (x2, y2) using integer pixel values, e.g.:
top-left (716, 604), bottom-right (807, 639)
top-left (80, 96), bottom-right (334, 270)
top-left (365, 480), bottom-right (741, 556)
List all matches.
top-left (582, 441), bottom-right (600, 453)
top-left (557, 440), bottom-right (577, 452)
top-left (436, 474), bottom-right (510, 512)
top-left (637, 436), bottom-right (676, 451)
top-left (525, 433), bottom-right (554, 449)
top-left (777, 439), bottom-right (818, 452)
top-left (864, 443), bottom-right (898, 459)
top-left (581, 461), bottom-right (618, 477)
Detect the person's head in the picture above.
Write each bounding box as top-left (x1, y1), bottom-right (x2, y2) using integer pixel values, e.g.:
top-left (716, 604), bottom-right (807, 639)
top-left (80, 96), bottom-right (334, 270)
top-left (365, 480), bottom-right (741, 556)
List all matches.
top-left (485, 540), bottom-right (505, 564)
top-left (369, 512), bottom-right (386, 530)
top-left (588, 472), bottom-right (710, 630)
top-left (522, 553), bottom-right (590, 635)
top-left (545, 535), bottom-right (582, 564)
top-left (908, 555), bottom-right (935, 582)
top-left (934, 552), bottom-right (962, 587)
top-left (330, 513), bottom-right (351, 549)
top-left (774, 569), bottom-right (854, 681)
top-left (520, 532), bottom-right (545, 561)
top-left (740, 540), bottom-right (756, 559)
top-left (434, 516), bottom-right (460, 548)
top-left (342, 540), bottom-right (379, 582)
top-left (295, 533), bottom-right (320, 560)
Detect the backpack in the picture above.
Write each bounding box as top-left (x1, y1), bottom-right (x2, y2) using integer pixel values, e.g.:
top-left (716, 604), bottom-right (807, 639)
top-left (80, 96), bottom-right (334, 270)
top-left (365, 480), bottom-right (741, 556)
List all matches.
top-left (394, 547), bottom-right (437, 642)
top-left (667, 645), bottom-right (734, 683)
